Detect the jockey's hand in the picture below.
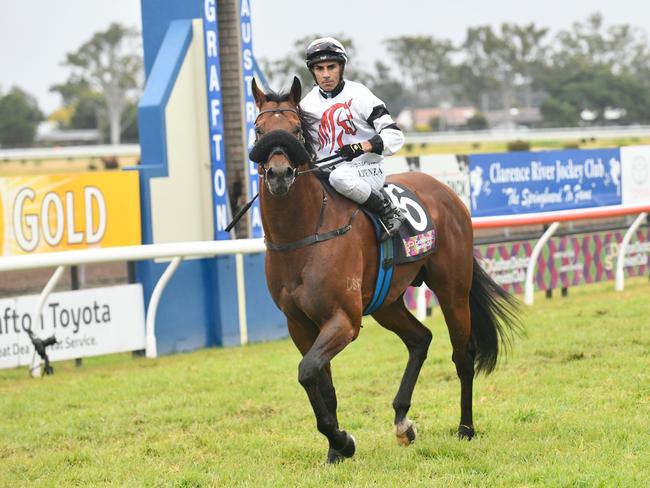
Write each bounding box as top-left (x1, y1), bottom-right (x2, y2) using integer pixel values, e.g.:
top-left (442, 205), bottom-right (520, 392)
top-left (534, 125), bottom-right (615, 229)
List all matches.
top-left (337, 143), bottom-right (365, 161)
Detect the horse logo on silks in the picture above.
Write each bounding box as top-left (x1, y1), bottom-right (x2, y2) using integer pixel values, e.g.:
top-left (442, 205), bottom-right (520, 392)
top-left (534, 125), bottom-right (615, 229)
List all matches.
top-left (318, 99), bottom-right (357, 152)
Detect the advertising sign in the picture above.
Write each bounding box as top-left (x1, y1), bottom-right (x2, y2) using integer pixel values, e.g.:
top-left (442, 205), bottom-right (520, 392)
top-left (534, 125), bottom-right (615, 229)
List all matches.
top-left (0, 172), bottom-right (140, 256)
top-left (0, 284), bottom-right (146, 370)
top-left (474, 228), bottom-right (650, 293)
top-left (203, 1), bottom-right (230, 240)
top-left (620, 145), bottom-right (650, 205)
top-left (469, 149), bottom-right (623, 217)
top-left (240, 0), bottom-right (262, 238)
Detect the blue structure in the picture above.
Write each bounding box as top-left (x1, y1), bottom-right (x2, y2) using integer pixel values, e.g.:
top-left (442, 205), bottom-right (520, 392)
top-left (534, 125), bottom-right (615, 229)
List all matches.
top-left (135, 0), bottom-right (285, 354)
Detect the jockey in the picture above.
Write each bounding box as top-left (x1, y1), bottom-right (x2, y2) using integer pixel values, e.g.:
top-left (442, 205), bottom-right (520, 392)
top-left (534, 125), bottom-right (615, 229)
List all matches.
top-left (299, 37), bottom-right (406, 240)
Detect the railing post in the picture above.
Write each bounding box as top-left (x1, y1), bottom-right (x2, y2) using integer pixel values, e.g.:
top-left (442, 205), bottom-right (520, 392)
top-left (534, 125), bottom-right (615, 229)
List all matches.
top-left (30, 265), bottom-right (67, 377)
top-left (416, 284), bottom-right (428, 321)
top-left (616, 212), bottom-right (648, 291)
top-left (525, 222), bottom-right (560, 305)
top-left (235, 253), bottom-right (248, 345)
top-left (145, 256), bottom-right (183, 358)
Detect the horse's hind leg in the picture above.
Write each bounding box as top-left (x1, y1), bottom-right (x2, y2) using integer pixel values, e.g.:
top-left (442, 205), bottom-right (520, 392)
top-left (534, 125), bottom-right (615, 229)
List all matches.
top-left (372, 299), bottom-right (432, 445)
top-left (424, 263), bottom-right (476, 439)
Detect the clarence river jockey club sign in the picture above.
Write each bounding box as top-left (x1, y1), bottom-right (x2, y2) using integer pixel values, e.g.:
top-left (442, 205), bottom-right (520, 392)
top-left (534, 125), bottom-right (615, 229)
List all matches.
top-left (468, 148), bottom-right (622, 217)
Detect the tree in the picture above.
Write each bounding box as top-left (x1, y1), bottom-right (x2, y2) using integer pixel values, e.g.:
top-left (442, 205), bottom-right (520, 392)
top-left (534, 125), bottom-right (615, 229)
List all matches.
top-left (53, 23), bottom-right (142, 144)
top-left (552, 13), bottom-right (650, 75)
top-left (384, 36), bottom-right (455, 107)
top-left (365, 61), bottom-right (406, 114)
top-left (541, 13), bottom-right (650, 126)
top-left (541, 64), bottom-right (650, 126)
top-left (457, 23), bottom-right (549, 113)
top-left (50, 79), bottom-right (103, 130)
top-left (0, 87), bottom-right (43, 147)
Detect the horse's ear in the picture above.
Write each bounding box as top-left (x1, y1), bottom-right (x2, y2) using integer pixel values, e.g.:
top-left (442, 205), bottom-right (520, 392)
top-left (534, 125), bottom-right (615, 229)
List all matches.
top-left (252, 77), bottom-right (266, 108)
top-left (289, 76), bottom-right (302, 106)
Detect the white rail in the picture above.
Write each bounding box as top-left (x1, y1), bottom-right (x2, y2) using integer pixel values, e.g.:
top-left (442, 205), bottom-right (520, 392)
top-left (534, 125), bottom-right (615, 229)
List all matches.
top-left (615, 212), bottom-right (648, 291)
top-left (524, 222), bottom-right (560, 305)
top-left (0, 239), bottom-right (267, 362)
top-left (415, 209), bottom-right (649, 313)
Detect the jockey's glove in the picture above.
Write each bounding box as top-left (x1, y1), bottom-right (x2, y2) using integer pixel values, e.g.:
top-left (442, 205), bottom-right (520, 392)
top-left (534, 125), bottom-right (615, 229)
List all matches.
top-left (337, 143), bottom-right (365, 161)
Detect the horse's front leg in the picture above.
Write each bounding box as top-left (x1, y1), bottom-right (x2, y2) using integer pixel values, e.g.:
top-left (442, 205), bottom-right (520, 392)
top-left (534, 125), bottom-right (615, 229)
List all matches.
top-left (287, 319), bottom-right (345, 462)
top-left (294, 311), bottom-right (357, 463)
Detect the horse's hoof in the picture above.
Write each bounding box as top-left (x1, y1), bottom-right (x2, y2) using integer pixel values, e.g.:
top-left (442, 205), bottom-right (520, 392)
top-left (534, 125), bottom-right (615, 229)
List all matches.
top-left (458, 423), bottom-right (475, 440)
top-left (326, 433), bottom-right (356, 464)
top-left (395, 419), bottom-right (417, 445)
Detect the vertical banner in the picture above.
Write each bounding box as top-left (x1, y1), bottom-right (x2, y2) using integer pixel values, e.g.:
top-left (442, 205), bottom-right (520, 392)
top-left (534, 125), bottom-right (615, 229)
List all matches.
top-left (240, 0), bottom-right (262, 237)
top-left (203, 1), bottom-right (230, 240)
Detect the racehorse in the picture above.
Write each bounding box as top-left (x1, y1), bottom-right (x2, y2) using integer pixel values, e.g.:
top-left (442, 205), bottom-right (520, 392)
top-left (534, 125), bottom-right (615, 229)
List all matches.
top-left (250, 76), bottom-right (520, 464)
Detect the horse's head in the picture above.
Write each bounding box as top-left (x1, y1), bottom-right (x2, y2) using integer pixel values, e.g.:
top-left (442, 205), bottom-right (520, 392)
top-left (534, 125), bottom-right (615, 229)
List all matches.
top-left (318, 99), bottom-right (357, 152)
top-left (249, 76), bottom-right (312, 196)
top-left (337, 100), bottom-right (357, 135)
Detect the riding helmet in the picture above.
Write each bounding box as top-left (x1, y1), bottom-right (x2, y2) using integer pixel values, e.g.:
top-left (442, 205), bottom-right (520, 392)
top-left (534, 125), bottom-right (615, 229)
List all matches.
top-left (305, 37), bottom-right (348, 69)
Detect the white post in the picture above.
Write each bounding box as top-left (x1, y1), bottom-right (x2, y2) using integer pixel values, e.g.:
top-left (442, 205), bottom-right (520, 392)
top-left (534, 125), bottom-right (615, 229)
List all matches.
top-left (235, 253), bottom-right (248, 345)
top-left (524, 222), bottom-right (560, 306)
top-left (30, 265), bottom-right (67, 377)
top-left (416, 284), bottom-right (428, 321)
top-left (616, 212), bottom-right (647, 291)
top-left (145, 257), bottom-right (183, 358)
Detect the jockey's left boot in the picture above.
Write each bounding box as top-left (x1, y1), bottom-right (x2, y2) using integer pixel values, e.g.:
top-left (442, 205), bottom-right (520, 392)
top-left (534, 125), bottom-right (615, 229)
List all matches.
top-left (363, 190), bottom-right (406, 241)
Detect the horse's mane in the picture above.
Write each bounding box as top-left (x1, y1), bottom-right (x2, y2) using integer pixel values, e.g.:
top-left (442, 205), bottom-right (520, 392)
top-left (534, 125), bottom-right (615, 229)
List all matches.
top-left (263, 89), bottom-right (319, 161)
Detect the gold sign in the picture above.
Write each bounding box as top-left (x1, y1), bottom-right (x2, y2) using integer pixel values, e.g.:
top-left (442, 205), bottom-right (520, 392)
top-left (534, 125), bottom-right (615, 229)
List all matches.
top-left (0, 172), bottom-right (141, 256)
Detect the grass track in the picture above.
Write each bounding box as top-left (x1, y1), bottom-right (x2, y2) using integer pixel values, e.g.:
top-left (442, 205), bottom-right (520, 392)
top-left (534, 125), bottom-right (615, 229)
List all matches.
top-left (1, 277), bottom-right (649, 487)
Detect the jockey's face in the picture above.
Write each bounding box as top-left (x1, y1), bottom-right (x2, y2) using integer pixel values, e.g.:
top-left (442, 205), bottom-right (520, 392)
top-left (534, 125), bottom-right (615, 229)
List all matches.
top-left (312, 61), bottom-right (342, 92)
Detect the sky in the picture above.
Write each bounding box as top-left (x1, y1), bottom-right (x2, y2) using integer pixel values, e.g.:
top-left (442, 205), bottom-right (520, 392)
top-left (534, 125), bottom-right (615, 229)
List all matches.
top-left (1, 0), bottom-right (649, 114)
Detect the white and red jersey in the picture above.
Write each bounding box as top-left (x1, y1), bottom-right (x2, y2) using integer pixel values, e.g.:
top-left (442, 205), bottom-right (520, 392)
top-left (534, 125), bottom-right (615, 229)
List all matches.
top-left (299, 80), bottom-right (404, 165)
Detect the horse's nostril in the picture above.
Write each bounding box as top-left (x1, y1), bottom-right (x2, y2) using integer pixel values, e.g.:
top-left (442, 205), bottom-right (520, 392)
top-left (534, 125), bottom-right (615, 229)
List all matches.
top-left (285, 167), bottom-right (294, 178)
top-left (267, 167), bottom-right (275, 178)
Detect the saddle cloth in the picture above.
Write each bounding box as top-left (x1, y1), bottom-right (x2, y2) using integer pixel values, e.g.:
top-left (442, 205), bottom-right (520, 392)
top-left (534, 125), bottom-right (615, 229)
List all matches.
top-left (375, 183), bottom-right (437, 264)
top-left (362, 183), bottom-right (436, 315)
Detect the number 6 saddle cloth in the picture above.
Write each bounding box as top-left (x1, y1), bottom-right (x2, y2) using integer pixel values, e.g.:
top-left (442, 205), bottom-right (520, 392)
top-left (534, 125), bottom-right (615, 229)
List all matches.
top-left (363, 183), bottom-right (437, 265)
top-left (361, 183), bottom-right (437, 315)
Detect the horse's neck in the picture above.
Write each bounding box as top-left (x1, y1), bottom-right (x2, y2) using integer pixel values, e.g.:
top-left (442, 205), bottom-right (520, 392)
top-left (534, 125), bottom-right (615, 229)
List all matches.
top-left (260, 174), bottom-right (327, 242)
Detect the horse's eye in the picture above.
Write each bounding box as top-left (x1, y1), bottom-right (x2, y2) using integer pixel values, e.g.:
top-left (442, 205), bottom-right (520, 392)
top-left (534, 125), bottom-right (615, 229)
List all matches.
top-left (255, 126), bottom-right (264, 136)
top-left (292, 126), bottom-right (301, 135)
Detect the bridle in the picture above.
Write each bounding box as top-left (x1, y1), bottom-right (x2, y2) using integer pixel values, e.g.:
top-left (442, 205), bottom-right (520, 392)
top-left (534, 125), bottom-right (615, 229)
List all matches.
top-left (254, 106), bottom-right (306, 187)
top-left (226, 104), bottom-right (347, 236)
top-left (255, 107), bottom-right (305, 145)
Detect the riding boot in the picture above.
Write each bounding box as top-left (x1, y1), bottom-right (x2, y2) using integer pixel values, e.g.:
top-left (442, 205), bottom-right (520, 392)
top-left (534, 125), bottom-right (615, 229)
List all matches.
top-left (363, 190), bottom-right (406, 241)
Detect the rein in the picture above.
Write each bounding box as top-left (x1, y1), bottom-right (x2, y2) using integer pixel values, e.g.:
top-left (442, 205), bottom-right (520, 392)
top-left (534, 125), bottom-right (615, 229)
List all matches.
top-left (265, 187), bottom-right (361, 252)
top-left (227, 105), bottom-right (354, 241)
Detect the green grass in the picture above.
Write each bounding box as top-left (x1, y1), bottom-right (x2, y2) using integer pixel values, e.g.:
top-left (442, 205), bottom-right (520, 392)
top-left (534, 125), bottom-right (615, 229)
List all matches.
top-left (1, 277), bottom-right (649, 487)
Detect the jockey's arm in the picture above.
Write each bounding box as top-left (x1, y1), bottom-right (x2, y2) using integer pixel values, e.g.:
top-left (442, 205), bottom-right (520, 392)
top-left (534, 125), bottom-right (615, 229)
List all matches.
top-left (362, 105), bottom-right (405, 156)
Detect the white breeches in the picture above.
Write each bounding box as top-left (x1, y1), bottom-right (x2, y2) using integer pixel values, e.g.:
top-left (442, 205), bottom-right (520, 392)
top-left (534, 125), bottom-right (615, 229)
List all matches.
top-left (328, 162), bottom-right (385, 204)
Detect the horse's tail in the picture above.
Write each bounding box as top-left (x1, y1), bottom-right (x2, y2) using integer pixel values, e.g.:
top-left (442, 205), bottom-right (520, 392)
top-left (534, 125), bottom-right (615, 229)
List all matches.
top-left (469, 256), bottom-right (522, 375)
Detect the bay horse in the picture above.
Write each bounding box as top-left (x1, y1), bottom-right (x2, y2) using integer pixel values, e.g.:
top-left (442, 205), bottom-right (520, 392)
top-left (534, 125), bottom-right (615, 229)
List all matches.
top-left (250, 76), bottom-right (520, 464)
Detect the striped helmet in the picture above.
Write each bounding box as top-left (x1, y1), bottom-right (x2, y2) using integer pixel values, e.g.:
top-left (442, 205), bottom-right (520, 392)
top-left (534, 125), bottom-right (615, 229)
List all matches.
top-left (305, 37), bottom-right (348, 69)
